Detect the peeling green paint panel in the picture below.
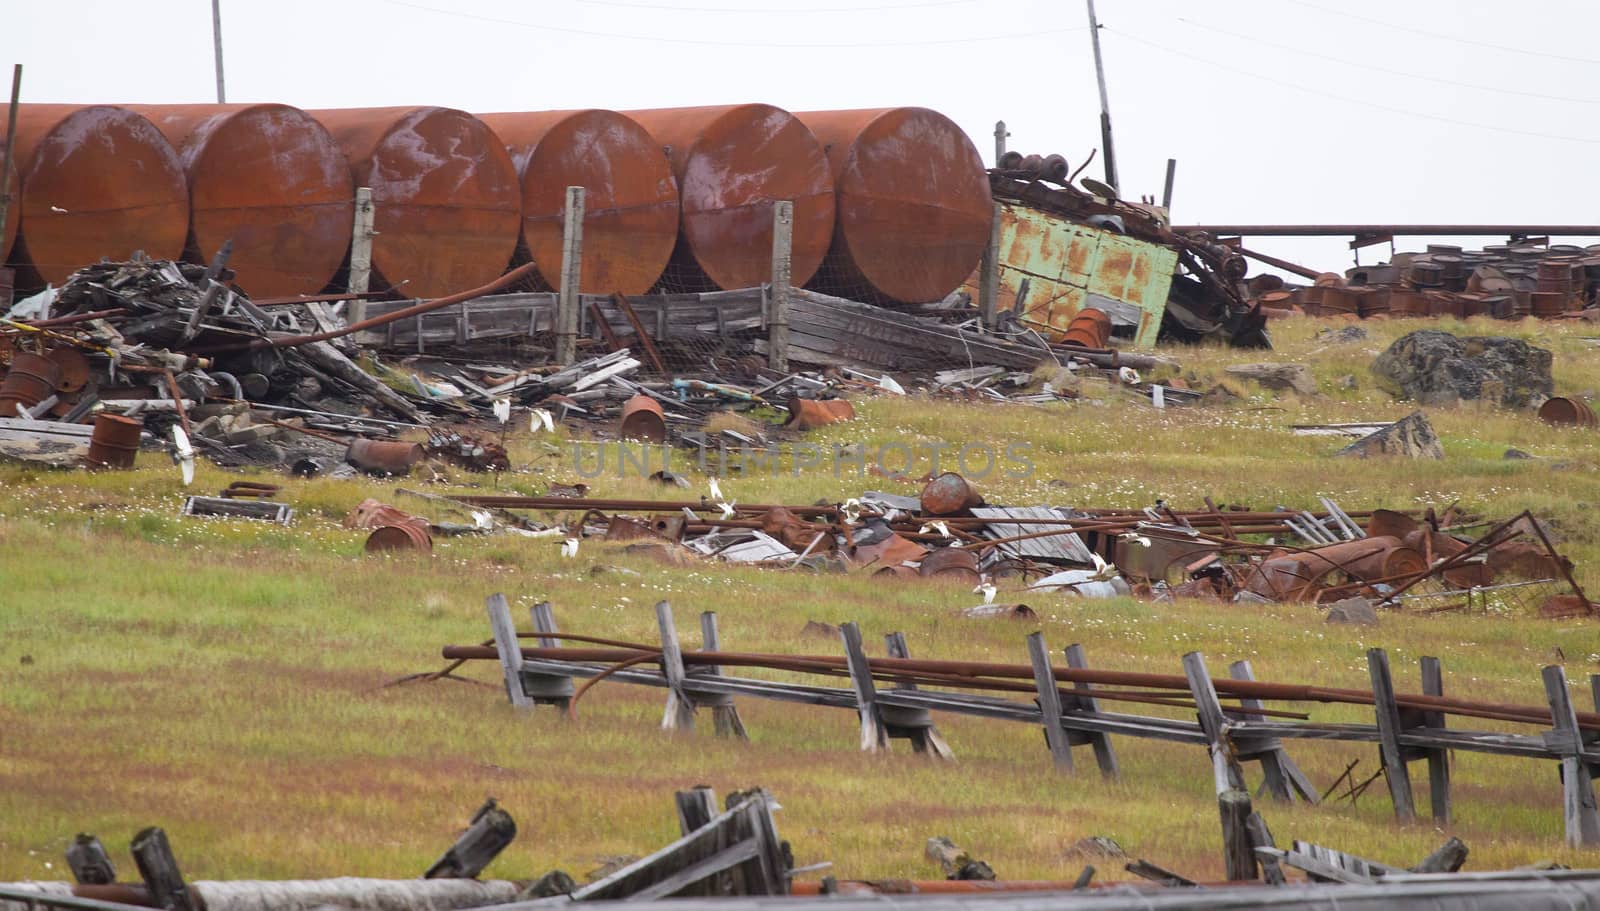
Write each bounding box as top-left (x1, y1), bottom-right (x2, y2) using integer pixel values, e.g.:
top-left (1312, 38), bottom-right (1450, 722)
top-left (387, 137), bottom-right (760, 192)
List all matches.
top-left (964, 202), bottom-right (1177, 347)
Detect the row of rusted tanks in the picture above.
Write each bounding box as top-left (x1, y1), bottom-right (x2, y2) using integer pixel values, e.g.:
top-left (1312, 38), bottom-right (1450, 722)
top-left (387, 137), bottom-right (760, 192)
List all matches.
top-left (0, 103), bottom-right (993, 304)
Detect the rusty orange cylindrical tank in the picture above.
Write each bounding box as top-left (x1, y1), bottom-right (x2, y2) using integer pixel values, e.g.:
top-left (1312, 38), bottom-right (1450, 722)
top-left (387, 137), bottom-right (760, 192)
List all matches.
top-left (310, 107), bottom-right (521, 299)
top-left (1, 164), bottom-right (17, 264)
top-left (6, 105), bottom-right (188, 287)
top-left (476, 109), bottom-right (678, 295)
top-left (127, 104), bottom-right (354, 298)
top-left (797, 108), bottom-right (992, 304)
top-left (625, 104), bottom-right (834, 291)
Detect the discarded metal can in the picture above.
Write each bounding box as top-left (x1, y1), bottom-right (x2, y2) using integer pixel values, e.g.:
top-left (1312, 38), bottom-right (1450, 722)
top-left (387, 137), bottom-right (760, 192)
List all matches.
top-left (1538, 396), bottom-right (1598, 427)
top-left (476, 109), bottom-right (679, 295)
top-left (130, 104), bottom-right (355, 298)
top-left (625, 104), bottom-right (835, 290)
top-left (785, 397), bottom-right (855, 431)
top-left (918, 546), bottom-right (980, 582)
top-left (619, 394), bottom-right (667, 442)
top-left (0, 352), bottom-right (62, 415)
top-left (311, 106), bottom-right (521, 299)
top-left (795, 108), bottom-right (992, 304)
top-left (1060, 307), bottom-right (1112, 349)
top-left (920, 471), bottom-right (982, 515)
top-left (86, 413), bottom-right (142, 470)
top-left (345, 438), bottom-right (426, 476)
top-left (44, 346), bottom-right (89, 393)
top-left (6, 105), bottom-right (189, 286)
top-left (364, 523), bottom-right (434, 555)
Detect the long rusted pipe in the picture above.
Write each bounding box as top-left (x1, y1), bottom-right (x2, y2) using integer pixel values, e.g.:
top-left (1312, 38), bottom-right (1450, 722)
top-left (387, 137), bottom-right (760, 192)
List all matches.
top-left (439, 644), bottom-right (1600, 730)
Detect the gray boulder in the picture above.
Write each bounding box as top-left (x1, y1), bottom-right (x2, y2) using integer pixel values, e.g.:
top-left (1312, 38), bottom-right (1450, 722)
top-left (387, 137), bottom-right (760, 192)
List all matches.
top-left (1225, 362), bottom-right (1318, 396)
top-left (1325, 597), bottom-right (1379, 626)
top-left (1371, 330), bottom-right (1552, 408)
top-left (1337, 411), bottom-right (1444, 459)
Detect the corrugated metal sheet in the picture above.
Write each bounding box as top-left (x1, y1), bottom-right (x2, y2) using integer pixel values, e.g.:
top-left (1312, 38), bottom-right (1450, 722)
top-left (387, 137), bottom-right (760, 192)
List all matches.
top-left (971, 506), bottom-right (1094, 564)
top-left (963, 202), bottom-right (1177, 347)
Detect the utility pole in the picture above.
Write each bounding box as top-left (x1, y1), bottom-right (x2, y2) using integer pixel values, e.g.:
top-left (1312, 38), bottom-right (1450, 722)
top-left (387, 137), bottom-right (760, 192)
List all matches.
top-left (993, 120), bottom-right (1009, 165)
top-left (1084, 0), bottom-right (1118, 192)
top-left (211, 0), bottom-right (226, 103)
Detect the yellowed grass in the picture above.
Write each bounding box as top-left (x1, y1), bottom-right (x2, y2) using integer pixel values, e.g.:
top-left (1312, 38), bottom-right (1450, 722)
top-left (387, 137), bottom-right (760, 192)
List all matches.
top-left (2, 315), bottom-right (1600, 884)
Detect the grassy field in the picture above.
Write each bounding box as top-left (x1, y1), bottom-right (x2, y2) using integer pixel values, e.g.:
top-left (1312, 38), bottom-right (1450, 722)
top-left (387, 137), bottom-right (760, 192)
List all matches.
top-left (4, 315), bottom-right (1600, 886)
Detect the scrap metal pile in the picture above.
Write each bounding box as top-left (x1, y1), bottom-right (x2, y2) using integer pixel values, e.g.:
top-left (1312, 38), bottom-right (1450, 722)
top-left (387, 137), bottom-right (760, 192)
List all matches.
top-left (441, 473), bottom-right (1592, 619)
top-left (1254, 241), bottom-right (1600, 321)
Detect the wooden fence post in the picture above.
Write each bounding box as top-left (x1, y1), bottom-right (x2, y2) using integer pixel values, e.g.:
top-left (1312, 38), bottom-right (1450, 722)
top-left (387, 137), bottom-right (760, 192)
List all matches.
top-left (657, 601), bottom-right (696, 731)
top-left (840, 622), bottom-right (888, 753)
top-left (979, 202), bottom-right (1002, 328)
top-left (423, 799), bottom-right (517, 879)
top-left (1229, 659), bottom-right (1317, 803)
top-left (1542, 664), bottom-right (1600, 847)
top-left (699, 611), bottom-right (748, 740)
top-left (768, 201), bottom-right (792, 372)
top-left (525, 601), bottom-right (575, 710)
top-left (486, 593), bottom-right (531, 709)
top-left (1182, 651), bottom-right (1246, 794)
top-left (556, 186), bottom-right (585, 365)
top-left (1419, 656), bottom-right (1452, 824)
top-left (347, 186), bottom-right (374, 324)
top-left (65, 835), bottom-right (116, 885)
top-left (1219, 789), bottom-right (1258, 882)
top-left (130, 828), bottom-right (197, 911)
top-left (1027, 632), bottom-right (1073, 771)
top-left (1367, 648), bottom-right (1416, 821)
top-left (884, 632), bottom-right (954, 760)
top-left (1065, 643), bottom-right (1118, 779)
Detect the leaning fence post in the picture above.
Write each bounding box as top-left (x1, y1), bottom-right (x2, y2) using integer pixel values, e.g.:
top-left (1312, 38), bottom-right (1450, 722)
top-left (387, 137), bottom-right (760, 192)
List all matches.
top-left (1542, 664), bottom-right (1600, 847)
top-left (768, 200), bottom-right (792, 372)
top-left (1419, 656), bottom-right (1452, 824)
top-left (656, 601), bottom-right (695, 731)
top-left (1367, 648), bottom-right (1416, 821)
top-left (524, 601), bottom-right (575, 710)
top-left (1229, 659), bottom-right (1317, 803)
top-left (1182, 651), bottom-right (1245, 794)
top-left (1065, 643), bottom-right (1118, 779)
top-left (884, 631), bottom-right (955, 760)
top-left (555, 185), bottom-right (585, 365)
top-left (65, 834), bottom-right (116, 885)
top-left (840, 622), bottom-right (888, 753)
top-left (486, 593), bottom-right (531, 709)
top-left (979, 202), bottom-right (1002, 328)
top-left (347, 186), bottom-right (374, 324)
top-left (1219, 789), bottom-right (1258, 882)
top-left (699, 611), bottom-right (748, 740)
top-left (1026, 632), bottom-right (1073, 771)
top-left (130, 828), bottom-right (197, 911)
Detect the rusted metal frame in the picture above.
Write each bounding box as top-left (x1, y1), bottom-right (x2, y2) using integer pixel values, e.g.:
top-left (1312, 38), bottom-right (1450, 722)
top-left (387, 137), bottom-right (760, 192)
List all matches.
top-left (1524, 514), bottom-right (1592, 608)
top-left (589, 300), bottom-right (624, 352)
top-left (1375, 513), bottom-right (1531, 606)
top-left (614, 293), bottom-right (668, 377)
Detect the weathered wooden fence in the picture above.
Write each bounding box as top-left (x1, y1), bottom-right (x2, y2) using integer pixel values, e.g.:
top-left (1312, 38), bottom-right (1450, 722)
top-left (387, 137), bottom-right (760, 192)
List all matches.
top-left (467, 595), bottom-right (1600, 848)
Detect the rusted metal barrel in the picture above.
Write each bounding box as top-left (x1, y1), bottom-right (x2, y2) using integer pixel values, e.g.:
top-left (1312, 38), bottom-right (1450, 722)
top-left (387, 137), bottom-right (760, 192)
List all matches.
top-left (6, 105), bottom-right (188, 287)
top-left (921, 471), bottom-right (982, 515)
top-left (1245, 536), bottom-right (1417, 601)
top-left (1539, 396), bottom-right (1598, 427)
top-left (44, 345), bottom-right (89, 393)
top-left (619, 393), bottom-right (667, 442)
top-left (128, 104), bottom-right (354, 298)
top-left (0, 351), bottom-right (61, 414)
top-left (797, 108), bottom-right (992, 304)
top-left (86, 413), bottom-right (143, 469)
top-left (345, 438), bottom-right (426, 475)
top-left (918, 546), bottom-right (980, 582)
top-left (873, 564), bottom-right (921, 581)
top-left (310, 107), bottom-right (521, 299)
top-left (476, 110), bottom-right (678, 295)
top-left (1, 166), bottom-right (16, 265)
top-left (1060, 307), bottom-right (1112, 348)
top-left (625, 104), bottom-right (835, 290)
top-left (364, 523), bottom-right (434, 554)
top-left (784, 397), bottom-right (855, 430)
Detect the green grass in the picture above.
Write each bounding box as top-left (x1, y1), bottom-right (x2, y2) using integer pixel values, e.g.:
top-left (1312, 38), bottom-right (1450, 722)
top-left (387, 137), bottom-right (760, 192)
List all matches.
top-left (4, 315), bottom-right (1600, 884)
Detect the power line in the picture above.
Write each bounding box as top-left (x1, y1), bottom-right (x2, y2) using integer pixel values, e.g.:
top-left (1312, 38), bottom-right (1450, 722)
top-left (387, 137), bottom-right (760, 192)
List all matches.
top-left (379, 0), bottom-right (1084, 48)
top-left (1105, 27), bottom-right (1600, 146)
top-left (1281, 0), bottom-right (1600, 67)
top-left (1177, 16), bottom-right (1600, 105)
top-left (576, 0), bottom-right (974, 12)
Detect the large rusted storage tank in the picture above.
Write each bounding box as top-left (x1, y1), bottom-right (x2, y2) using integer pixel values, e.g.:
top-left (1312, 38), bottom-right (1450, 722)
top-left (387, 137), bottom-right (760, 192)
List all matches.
top-left (797, 108), bottom-right (992, 304)
top-left (5, 105), bottom-right (189, 287)
top-left (309, 107), bottom-right (521, 299)
top-left (128, 104), bottom-right (354, 298)
top-left (625, 104), bottom-right (834, 291)
top-left (477, 109), bottom-right (678, 295)
top-left (0, 164), bottom-right (17, 265)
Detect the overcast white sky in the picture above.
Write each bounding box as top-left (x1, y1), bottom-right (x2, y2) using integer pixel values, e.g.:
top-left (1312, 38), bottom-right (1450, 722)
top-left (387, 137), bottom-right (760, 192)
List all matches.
top-left (7, 0), bottom-right (1600, 274)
